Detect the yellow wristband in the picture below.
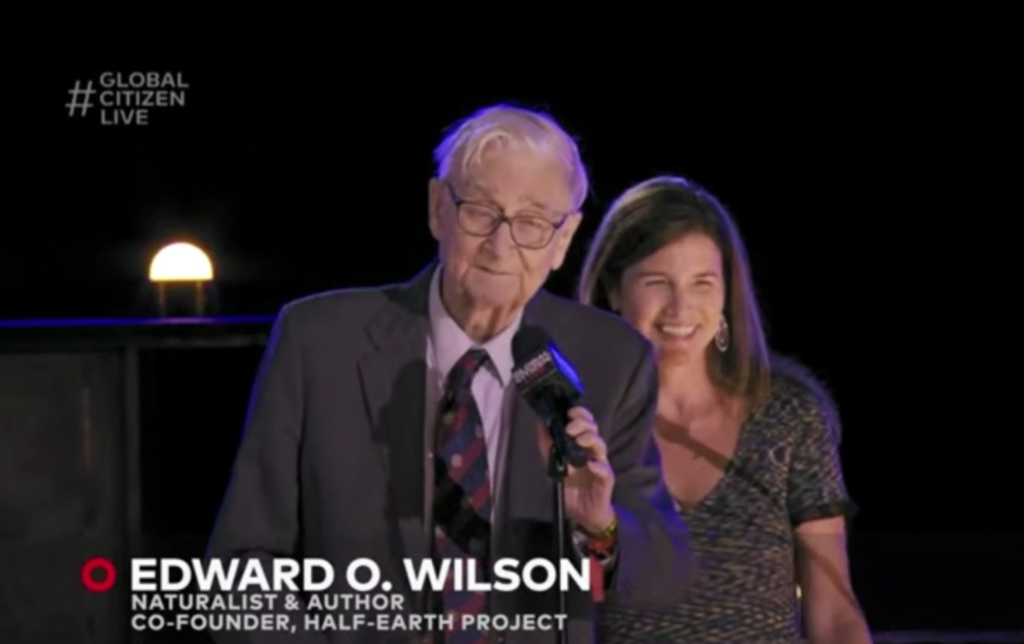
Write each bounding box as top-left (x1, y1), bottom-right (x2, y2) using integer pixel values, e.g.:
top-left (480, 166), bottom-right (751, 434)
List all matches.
top-left (584, 514), bottom-right (618, 541)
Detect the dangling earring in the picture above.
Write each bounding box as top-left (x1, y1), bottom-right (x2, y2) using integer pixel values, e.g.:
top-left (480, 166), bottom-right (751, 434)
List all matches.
top-left (715, 315), bottom-right (730, 352)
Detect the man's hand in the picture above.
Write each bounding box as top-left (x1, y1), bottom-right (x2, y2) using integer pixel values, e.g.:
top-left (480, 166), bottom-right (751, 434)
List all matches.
top-left (536, 406), bottom-right (616, 533)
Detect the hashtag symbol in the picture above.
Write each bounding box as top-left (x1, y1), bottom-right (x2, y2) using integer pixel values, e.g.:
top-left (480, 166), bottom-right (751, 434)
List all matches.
top-left (66, 80), bottom-right (95, 117)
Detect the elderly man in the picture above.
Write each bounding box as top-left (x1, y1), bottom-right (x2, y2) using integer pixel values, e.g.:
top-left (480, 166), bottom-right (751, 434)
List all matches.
top-left (208, 104), bottom-right (691, 644)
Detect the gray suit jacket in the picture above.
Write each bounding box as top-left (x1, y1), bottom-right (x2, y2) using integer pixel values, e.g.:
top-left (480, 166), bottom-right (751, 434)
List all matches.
top-left (207, 264), bottom-right (691, 644)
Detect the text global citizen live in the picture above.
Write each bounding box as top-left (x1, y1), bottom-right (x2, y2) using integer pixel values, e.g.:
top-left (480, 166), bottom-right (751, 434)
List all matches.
top-left (96, 72), bottom-right (187, 126)
top-left (81, 556), bottom-right (587, 634)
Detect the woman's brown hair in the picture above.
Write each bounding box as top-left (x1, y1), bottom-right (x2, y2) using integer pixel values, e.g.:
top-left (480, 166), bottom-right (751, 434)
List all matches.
top-left (578, 175), bottom-right (772, 409)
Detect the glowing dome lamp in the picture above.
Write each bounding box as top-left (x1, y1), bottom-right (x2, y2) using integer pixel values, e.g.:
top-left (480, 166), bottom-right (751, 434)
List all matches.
top-left (148, 242), bottom-right (214, 316)
top-left (148, 242), bottom-right (213, 282)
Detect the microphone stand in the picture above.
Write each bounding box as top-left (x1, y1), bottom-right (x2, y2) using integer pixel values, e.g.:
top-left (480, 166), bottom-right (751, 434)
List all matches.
top-left (548, 440), bottom-right (570, 644)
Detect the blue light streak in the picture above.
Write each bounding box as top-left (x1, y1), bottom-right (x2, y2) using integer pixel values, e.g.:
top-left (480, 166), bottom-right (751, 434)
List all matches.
top-left (0, 315), bottom-right (275, 329)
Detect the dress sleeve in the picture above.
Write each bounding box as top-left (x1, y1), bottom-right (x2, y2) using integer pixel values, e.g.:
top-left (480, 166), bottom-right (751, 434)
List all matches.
top-left (785, 391), bottom-right (858, 525)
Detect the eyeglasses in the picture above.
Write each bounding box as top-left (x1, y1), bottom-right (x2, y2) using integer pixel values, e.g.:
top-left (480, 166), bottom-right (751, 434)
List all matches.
top-left (445, 181), bottom-right (572, 250)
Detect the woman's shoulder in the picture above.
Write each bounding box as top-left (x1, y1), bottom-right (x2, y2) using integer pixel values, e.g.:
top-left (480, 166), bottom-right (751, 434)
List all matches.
top-left (760, 354), bottom-right (842, 440)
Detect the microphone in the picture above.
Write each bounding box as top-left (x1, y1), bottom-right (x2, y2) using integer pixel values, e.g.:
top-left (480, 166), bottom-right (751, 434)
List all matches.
top-left (511, 325), bottom-right (590, 468)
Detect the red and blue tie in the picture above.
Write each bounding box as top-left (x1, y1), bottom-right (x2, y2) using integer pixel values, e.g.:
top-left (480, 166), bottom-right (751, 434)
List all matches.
top-left (432, 348), bottom-right (492, 644)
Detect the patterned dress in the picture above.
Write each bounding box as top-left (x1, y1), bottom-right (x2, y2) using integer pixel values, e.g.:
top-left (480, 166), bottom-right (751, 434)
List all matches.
top-left (600, 367), bottom-right (856, 643)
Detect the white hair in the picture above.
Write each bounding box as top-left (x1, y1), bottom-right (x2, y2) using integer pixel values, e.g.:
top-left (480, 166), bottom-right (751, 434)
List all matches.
top-left (433, 104), bottom-right (590, 211)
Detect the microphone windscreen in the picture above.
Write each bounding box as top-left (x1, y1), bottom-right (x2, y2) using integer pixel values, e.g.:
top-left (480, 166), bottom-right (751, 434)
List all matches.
top-left (512, 325), bottom-right (551, 366)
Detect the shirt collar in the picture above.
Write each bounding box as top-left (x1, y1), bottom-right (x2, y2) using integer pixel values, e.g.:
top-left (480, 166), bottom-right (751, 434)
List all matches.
top-left (427, 265), bottom-right (521, 386)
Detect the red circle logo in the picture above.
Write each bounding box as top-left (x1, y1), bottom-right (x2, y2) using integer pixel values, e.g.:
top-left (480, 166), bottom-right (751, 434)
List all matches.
top-left (81, 557), bottom-right (117, 592)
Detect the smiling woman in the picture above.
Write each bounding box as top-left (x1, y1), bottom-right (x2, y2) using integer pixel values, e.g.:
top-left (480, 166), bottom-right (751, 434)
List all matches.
top-left (609, 233), bottom-right (729, 367)
top-left (579, 175), bottom-right (770, 407)
top-left (578, 176), bottom-right (872, 644)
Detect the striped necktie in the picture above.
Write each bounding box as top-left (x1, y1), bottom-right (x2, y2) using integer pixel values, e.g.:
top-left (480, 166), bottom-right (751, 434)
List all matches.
top-left (432, 348), bottom-right (492, 644)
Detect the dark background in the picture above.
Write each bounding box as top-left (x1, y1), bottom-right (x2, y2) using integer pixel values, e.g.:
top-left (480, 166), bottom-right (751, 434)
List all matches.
top-left (1, 36), bottom-right (1017, 642)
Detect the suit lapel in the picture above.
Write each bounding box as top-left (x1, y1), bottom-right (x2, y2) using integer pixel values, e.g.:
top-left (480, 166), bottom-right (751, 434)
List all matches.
top-left (491, 294), bottom-right (558, 616)
top-left (356, 263), bottom-right (434, 563)
top-left (501, 293), bottom-right (554, 523)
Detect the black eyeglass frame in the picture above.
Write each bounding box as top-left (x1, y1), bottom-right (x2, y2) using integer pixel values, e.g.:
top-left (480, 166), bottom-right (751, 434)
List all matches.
top-left (444, 181), bottom-right (573, 250)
